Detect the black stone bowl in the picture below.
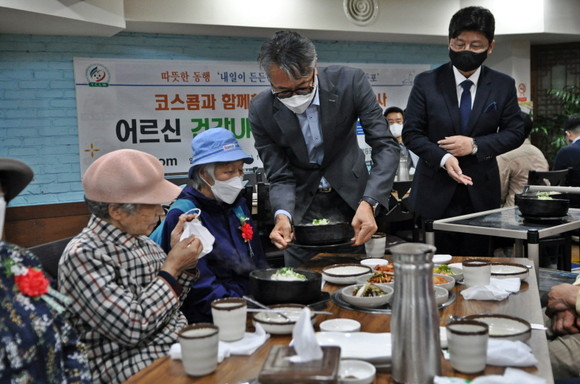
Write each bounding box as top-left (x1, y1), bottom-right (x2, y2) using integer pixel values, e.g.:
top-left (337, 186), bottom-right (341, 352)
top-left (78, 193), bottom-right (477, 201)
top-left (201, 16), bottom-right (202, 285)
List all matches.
top-left (293, 222), bottom-right (353, 245)
top-left (249, 268), bottom-right (323, 305)
top-left (515, 192), bottom-right (569, 218)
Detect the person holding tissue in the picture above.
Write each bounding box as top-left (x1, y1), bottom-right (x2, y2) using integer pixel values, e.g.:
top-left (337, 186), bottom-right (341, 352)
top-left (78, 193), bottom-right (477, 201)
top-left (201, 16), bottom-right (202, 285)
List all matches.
top-left (384, 106), bottom-right (418, 178)
top-left (154, 128), bottom-right (268, 323)
top-left (58, 149), bottom-right (203, 384)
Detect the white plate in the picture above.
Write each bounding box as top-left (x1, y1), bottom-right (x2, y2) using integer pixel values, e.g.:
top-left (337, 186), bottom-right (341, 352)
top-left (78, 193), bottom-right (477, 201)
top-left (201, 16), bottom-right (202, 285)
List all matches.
top-left (490, 263), bottom-right (529, 280)
top-left (465, 314), bottom-right (531, 342)
top-left (360, 258), bottom-right (388, 268)
top-left (315, 332), bottom-right (392, 364)
top-left (322, 264), bottom-right (373, 285)
top-left (320, 318), bottom-right (361, 332)
top-left (448, 262), bottom-right (463, 270)
top-left (433, 254), bottom-right (452, 264)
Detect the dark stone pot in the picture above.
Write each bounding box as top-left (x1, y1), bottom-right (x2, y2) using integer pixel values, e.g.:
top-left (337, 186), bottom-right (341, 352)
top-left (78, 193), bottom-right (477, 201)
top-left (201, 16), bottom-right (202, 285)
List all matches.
top-left (515, 193), bottom-right (569, 218)
top-left (293, 222), bottom-right (353, 245)
top-left (249, 268), bottom-right (322, 305)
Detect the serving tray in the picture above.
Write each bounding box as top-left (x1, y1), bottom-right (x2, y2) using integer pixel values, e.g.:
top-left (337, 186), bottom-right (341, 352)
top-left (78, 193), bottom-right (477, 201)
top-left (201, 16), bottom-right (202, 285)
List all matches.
top-left (330, 290), bottom-right (455, 315)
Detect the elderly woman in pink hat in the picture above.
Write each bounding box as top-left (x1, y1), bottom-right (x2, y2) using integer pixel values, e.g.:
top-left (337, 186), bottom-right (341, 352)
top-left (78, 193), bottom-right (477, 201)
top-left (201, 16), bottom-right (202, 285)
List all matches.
top-left (58, 149), bottom-right (203, 384)
top-left (152, 128), bottom-right (268, 323)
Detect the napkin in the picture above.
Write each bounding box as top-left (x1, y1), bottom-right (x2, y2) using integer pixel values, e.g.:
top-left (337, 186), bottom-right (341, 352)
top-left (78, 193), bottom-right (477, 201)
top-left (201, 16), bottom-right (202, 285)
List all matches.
top-left (169, 323), bottom-right (270, 362)
top-left (461, 278), bottom-right (521, 301)
top-left (486, 339), bottom-right (538, 367)
top-left (469, 367), bottom-right (546, 384)
top-left (289, 307), bottom-right (323, 362)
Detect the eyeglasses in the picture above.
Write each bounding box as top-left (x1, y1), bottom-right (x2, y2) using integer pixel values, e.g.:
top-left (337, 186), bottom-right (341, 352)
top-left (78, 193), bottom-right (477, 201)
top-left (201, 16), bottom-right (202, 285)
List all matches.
top-left (271, 72), bottom-right (315, 99)
top-left (450, 39), bottom-right (488, 53)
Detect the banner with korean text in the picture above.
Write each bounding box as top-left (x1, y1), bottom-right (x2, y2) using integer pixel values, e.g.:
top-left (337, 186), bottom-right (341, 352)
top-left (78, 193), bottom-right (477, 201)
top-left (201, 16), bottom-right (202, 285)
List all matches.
top-left (73, 58), bottom-right (429, 175)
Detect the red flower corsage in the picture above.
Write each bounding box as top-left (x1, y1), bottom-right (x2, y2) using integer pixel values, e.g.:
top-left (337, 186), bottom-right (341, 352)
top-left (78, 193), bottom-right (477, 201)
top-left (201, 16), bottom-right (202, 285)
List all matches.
top-left (240, 222), bottom-right (254, 242)
top-left (14, 267), bottom-right (50, 297)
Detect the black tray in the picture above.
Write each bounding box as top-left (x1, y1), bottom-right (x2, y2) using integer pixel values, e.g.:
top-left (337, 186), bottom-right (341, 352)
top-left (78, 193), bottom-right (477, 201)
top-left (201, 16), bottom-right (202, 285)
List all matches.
top-left (330, 290), bottom-right (455, 315)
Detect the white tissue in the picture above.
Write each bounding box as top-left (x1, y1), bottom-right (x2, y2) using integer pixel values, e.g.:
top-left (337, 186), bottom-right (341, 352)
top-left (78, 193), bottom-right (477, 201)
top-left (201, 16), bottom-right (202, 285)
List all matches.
top-left (486, 339), bottom-right (538, 367)
top-left (180, 208), bottom-right (215, 258)
top-left (169, 323), bottom-right (269, 362)
top-left (289, 307), bottom-right (323, 363)
top-left (461, 278), bottom-right (521, 301)
top-left (470, 367), bottom-right (546, 384)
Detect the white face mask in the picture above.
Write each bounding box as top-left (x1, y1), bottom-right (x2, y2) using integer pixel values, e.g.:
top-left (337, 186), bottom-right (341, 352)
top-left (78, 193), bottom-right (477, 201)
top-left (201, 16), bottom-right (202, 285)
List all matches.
top-left (205, 175), bottom-right (244, 204)
top-left (278, 76), bottom-right (318, 115)
top-left (390, 123), bottom-right (403, 138)
top-left (0, 195), bottom-right (5, 240)
top-left (180, 208), bottom-right (215, 258)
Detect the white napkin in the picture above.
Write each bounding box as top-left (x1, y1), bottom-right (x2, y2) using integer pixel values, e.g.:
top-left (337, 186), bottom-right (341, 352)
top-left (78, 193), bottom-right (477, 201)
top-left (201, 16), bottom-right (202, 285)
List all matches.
top-left (486, 339), bottom-right (538, 367)
top-left (470, 367), bottom-right (547, 384)
top-left (289, 307), bottom-right (323, 362)
top-left (461, 278), bottom-right (521, 301)
top-left (169, 323), bottom-right (270, 362)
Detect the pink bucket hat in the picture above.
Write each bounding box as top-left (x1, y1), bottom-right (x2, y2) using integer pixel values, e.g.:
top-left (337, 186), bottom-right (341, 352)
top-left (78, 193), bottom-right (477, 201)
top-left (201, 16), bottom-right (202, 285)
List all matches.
top-left (83, 149), bottom-right (182, 204)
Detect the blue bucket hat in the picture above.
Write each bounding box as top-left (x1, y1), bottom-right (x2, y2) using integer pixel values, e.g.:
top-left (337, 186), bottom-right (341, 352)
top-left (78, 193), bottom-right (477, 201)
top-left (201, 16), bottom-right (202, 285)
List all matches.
top-left (188, 128), bottom-right (253, 178)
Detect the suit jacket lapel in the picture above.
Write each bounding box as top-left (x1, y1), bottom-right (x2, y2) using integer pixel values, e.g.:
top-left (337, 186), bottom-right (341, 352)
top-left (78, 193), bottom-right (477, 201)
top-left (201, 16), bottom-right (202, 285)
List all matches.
top-left (469, 66), bottom-right (492, 135)
top-left (273, 98), bottom-right (309, 161)
top-left (318, 71), bottom-right (340, 168)
top-left (439, 64), bottom-right (462, 135)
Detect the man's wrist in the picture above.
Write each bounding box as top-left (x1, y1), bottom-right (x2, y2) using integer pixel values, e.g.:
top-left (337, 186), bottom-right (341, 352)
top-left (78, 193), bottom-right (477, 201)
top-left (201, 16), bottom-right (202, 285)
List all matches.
top-left (359, 196), bottom-right (380, 216)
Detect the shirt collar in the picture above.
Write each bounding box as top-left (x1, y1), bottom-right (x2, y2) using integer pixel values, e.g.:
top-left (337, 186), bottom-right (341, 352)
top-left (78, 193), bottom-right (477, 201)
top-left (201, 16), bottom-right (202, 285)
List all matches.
top-left (452, 66), bottom-right (481, 88)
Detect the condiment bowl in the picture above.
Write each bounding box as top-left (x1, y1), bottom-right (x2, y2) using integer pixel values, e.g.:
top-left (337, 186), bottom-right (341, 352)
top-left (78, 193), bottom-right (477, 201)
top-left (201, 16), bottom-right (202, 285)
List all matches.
top-left (319, 318), bottom-right (361, 333)
top-left (433, 273), bottom-right (455, 291)
top-left (340, 283), bottom-right (393, 308)
top-left (322, 264), bottom-right (372, 285)
top-left (252, 304), bottom-right (315, 335)
top-left (360, 258), bottom-right (388, 268)
top-left (338, 359), bottom-right (376, 384)
top-left (434, 286), bottom-right (449, 306)
top-left (433, 265), bottom-right (464, 282)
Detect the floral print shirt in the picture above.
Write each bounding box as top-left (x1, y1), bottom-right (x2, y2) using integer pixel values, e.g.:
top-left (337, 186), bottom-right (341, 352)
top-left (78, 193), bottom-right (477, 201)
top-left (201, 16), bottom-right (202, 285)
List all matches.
top-left (0, 241), bottom-right (92, 383)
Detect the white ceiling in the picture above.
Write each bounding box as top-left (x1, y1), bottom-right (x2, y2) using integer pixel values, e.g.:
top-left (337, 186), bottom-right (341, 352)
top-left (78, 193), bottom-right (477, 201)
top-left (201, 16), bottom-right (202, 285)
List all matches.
top-left (1, 0), bottom-right (579, 45)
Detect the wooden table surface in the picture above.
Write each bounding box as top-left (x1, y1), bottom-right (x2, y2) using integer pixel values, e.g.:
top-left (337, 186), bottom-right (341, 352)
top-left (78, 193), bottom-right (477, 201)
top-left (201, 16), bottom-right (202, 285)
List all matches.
top-left (124, 254), bottom-right (553, 384)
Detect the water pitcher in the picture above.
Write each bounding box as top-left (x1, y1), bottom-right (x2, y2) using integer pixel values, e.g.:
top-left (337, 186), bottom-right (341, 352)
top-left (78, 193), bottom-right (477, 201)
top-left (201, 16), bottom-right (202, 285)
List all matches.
top-left (390, 242), bottom-right (441, 384)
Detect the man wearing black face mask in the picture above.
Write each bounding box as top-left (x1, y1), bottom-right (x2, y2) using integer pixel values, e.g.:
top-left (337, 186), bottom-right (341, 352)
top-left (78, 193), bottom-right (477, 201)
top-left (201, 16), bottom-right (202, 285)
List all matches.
top-left (402, 6), bottom-right (525, 256)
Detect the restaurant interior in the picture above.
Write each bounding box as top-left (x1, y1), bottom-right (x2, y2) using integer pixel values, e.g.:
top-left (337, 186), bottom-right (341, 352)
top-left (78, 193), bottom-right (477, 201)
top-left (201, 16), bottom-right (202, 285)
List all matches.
top-left (2, 1), bottom-right (580, 383)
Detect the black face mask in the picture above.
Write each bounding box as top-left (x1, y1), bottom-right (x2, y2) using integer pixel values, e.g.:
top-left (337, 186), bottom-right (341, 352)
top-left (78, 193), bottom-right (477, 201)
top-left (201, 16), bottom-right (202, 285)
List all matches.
top-left (449, 49), bottom-right (488, 72)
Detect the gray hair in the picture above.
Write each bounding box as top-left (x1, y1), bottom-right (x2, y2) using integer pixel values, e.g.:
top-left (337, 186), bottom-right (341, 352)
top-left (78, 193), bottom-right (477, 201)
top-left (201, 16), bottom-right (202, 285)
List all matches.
top-left (190, 163), bottom-right (216, 190)
top-left (258, 30), bottom-right (317, 80)
top-left (85, 198), bottom-right (138, 219)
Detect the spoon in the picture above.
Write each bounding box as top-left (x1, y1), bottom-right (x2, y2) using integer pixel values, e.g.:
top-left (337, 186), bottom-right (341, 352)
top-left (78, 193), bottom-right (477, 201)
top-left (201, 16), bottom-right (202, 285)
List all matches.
top-left (242, 295), bottom-right (292, 321)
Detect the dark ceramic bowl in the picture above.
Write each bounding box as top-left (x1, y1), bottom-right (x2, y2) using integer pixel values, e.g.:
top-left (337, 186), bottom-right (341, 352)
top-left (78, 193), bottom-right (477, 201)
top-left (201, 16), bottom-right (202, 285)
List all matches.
top-left (293, 222), bottom-right (353, 245)
top-left (249, 268), bottom-right (322, 305)
top-left (515, 193), bottom-right (569, 218)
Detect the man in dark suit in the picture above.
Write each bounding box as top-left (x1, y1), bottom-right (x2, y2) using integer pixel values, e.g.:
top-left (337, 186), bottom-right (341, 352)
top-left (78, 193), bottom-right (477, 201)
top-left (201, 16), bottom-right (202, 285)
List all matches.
top-left (249, 31), bottom-right (400, 266)
top-left (554, 114), bottom-right (580, 208)
top-left (402, 6), bottom-right (525, 256)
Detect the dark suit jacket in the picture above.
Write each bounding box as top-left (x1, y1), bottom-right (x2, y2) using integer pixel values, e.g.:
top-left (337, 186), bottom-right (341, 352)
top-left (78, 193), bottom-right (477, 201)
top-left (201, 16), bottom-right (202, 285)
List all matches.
top-left (249, 65), bottom-right (400, 223)
top-left (554, 140), bottom-right (580, 207)
top-left (403, 63), bottom-right (525, 219)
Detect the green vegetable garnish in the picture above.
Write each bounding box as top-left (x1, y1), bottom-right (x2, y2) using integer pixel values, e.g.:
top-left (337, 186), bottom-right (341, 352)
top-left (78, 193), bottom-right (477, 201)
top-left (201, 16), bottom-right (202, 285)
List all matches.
top-left (312, 218), bottom-right (330, 225)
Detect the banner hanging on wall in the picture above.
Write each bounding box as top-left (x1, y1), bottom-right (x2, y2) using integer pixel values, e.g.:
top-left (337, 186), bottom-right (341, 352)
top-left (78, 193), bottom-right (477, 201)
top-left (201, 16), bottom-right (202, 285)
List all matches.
top-left (73, 57), bottom-right (428, 175)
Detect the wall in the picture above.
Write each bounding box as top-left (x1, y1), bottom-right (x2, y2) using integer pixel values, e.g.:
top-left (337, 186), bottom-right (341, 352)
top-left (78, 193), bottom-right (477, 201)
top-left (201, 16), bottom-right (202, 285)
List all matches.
top-left (0, 32), bottom-right (449, 207)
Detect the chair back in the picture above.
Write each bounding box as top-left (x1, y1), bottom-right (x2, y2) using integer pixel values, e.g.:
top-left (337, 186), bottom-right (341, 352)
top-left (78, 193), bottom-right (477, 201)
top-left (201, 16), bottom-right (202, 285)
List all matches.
top-left (28, 236), bottom-right (74, 282)
top-left (527, 168), bottom-right (570, 186)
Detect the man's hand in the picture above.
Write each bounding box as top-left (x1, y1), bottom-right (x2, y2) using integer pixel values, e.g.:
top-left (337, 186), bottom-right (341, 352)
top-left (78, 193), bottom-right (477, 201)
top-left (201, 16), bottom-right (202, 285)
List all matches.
top-left (351, 201), bottom-right (378, 246)
top-left (270, 214), bottom-right (293, 249)
top-left (546, 283), bottom-right (580, 315)
top-left (550, 309), bottom-right (580, 335)
top-left (444, 156), bottom-right (473, 185)
top-left (437, 135), bottom-right (474, 157)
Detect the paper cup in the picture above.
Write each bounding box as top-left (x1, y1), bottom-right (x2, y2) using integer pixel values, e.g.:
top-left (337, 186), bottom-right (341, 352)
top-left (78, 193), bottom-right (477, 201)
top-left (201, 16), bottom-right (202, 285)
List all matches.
top-left (178, 323), bottom-right (219, 376)
top-left (211, 297), bottom-right (247, 341)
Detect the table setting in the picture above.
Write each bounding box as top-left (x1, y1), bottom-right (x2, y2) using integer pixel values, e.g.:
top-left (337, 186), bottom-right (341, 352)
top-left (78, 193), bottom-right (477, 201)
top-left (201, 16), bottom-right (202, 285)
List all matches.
top-left (124, 250), bottom-right (554, 384)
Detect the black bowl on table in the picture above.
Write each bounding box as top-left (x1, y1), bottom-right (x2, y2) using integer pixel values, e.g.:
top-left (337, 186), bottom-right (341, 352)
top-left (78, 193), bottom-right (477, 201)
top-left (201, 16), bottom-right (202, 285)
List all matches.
top-left (515, 192), bottom-right (569, 219)
top-left (249, 268), bottom-right (323, 305)
top-left (293, 222), bottom-right (353, 245)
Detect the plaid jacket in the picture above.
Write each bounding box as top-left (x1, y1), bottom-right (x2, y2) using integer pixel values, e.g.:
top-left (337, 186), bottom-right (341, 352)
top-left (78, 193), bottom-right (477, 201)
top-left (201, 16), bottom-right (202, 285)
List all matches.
top-left (58, 216), bottom-right (198, 383)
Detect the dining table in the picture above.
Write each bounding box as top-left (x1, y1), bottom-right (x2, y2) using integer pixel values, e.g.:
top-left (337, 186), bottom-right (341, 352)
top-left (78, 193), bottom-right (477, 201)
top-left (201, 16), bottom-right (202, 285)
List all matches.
top-left (124, 253), bottom-right (554, 384)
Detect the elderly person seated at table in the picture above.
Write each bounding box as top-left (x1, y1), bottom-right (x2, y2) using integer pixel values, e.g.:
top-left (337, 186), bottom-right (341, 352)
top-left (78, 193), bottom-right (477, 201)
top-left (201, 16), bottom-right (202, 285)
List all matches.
top-left (546, 276), bottom-right (580, 380)
top-left (0, 157), bottom-right (92, 383)
top-left (153, 128), bottom-right (268, 323)
top-left (58, 149), bottom-right (203, 384)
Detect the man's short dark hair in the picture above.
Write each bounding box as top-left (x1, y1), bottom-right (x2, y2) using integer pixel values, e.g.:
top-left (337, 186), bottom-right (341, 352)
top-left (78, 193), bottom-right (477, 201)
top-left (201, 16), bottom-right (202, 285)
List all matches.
top-left (565, 113), bottom-right (580, 134)
top-left (521, 111), bottom-right (533, 138)
top-left (448, 6), bottom-right (495, 44)
top-left (384, 106), bottom-right (404, 118)
top-left (257, 30), bottom-right (317, 80)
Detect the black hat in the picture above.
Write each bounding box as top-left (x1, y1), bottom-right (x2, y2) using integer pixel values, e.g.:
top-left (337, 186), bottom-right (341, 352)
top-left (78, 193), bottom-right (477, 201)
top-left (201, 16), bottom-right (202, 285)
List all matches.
top-left (0, 158), bottom-right (34, 202)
